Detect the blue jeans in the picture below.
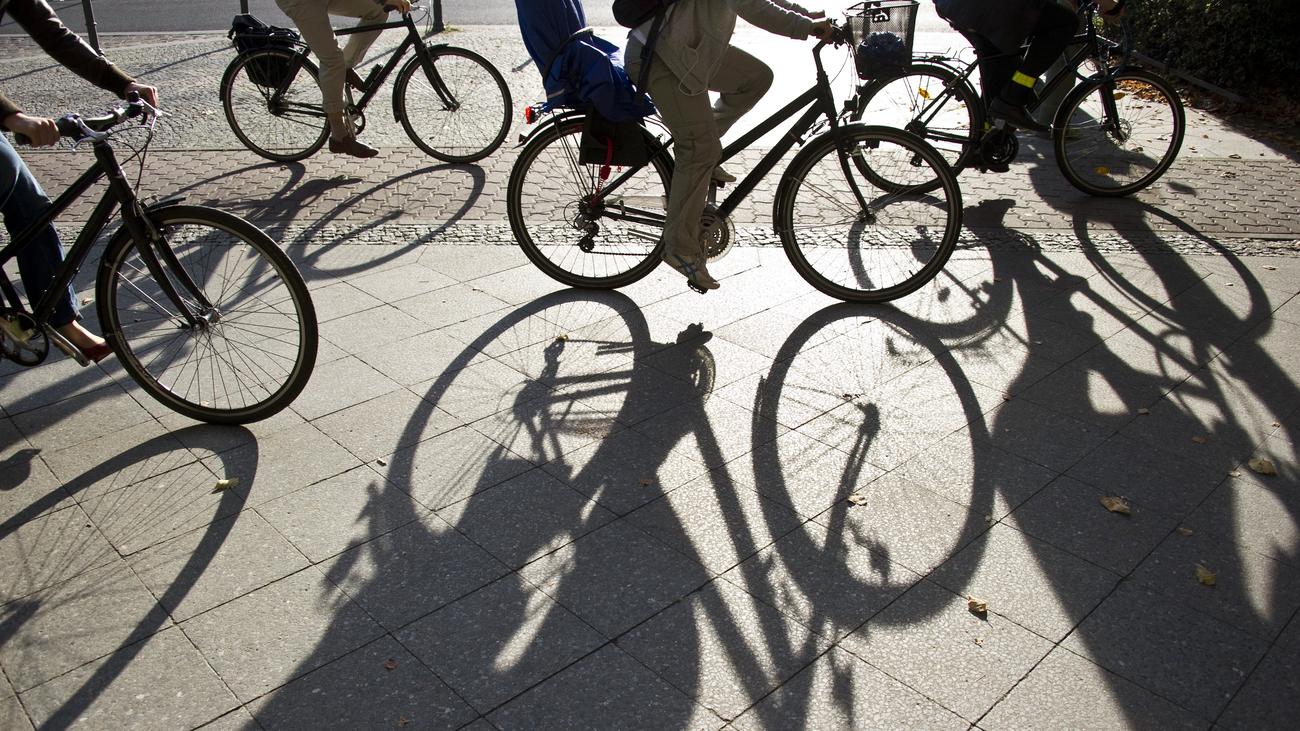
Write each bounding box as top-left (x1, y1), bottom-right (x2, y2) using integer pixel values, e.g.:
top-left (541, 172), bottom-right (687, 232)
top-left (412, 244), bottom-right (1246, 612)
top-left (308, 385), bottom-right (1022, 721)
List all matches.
top-left (0, 133), bottom-right (77, 326)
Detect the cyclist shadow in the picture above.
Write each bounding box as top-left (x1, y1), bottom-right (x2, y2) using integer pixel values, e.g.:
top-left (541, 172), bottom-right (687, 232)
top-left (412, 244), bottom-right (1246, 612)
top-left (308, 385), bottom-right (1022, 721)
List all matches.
top-left (966, 192), bottom-right (1300, 725)
top-left (0, 425), bottom-right (257, 729)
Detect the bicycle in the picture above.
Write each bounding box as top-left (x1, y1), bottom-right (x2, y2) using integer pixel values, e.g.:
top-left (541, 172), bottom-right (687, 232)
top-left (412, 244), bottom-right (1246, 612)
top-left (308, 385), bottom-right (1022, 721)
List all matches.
top-left (854, 0), bottom-right (1185, 196)
top-left (506, 7), bottom-right (961, 304)
top-left (220, 2), bottom-right (511, 164)
top-left (0, 95), bottom-right (318, 425)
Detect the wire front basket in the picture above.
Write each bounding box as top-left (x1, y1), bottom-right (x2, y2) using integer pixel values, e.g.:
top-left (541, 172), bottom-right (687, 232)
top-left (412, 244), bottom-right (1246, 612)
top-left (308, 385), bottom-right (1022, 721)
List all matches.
top-left (846, 0), bottom-right (918, 79)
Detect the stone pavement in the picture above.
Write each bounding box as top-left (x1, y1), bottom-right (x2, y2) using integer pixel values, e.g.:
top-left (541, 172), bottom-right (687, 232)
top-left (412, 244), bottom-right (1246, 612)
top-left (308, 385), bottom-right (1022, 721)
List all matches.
top-left (2, 22), bottom-right (1300, 731)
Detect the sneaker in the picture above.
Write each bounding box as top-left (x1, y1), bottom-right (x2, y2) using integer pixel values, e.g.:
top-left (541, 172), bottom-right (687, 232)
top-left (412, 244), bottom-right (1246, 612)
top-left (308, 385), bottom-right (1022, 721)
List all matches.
top-left (988, 97), bottom-right (1050, 134)
top-left (663, 250), bottom-right (720, 291)
top-left (711, 166), bottom-right (737, 184)
top-left (328, 136), bottom-right (379, 158)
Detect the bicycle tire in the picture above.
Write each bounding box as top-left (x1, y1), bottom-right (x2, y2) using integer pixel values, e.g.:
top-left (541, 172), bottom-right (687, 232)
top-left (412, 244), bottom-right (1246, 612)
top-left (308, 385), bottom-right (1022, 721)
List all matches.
top-left (507, 115), bottom-right (673, 289)
top-left (855, 62), bottom-right (982, 188)
top-left (775, 124), bottom-right (962, 303)
top-left (97, 205), bottom-right (318, 424)
top-left (394, 46), bottom-right (512, 163)
top-left (1053, 67), bottom-right (1185, 197)
top-left (221, 48), bottom-right (329, 162)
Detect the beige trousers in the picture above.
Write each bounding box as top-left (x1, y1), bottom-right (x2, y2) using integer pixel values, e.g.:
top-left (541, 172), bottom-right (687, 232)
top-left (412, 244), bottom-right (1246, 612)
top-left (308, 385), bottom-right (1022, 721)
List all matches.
top-left (275, 0), bottom-right (389, 125)
top-left (628, 46), bottom-right (773, 257)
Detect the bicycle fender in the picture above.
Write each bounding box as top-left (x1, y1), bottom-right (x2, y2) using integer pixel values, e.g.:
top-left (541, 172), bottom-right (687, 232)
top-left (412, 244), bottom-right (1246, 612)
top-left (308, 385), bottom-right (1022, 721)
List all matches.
top-left (514, 109), bottom-right (589, 148)
top-left (145, 195), bottom-right (187, 211)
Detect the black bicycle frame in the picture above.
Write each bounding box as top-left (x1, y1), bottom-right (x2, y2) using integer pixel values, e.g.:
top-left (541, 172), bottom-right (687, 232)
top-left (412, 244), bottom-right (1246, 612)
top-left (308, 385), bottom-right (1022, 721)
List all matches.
top-left (907, 5), bottom-right (1117, 145)
top-left (270, 13), bottom-right (458, 116)
top-left (598, 37), bottom-right (871, 227)
top-left (0, 142), bottom-right (208, 329)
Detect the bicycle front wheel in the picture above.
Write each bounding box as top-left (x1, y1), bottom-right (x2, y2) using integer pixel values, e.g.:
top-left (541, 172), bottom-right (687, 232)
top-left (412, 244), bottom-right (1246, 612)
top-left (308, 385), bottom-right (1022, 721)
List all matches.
top-left (394, 46), bottom-right (512, 163)
top-left (775, 125), bottom-right (962, 303)
top-left (97, 206), bottom-right (318, 424)
top-left (1054, 67), bottom-right (1185, 197)
top-left (507, 115), bottom-right (672, 289)
top-left (221, 48), bottom-right (329, 162)
top-left (855, 62), bottom-right (981, 183)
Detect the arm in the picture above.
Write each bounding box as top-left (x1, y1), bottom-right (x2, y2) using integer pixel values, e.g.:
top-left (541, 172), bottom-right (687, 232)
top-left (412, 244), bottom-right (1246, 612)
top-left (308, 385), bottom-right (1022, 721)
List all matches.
top-left (730, 0), bottom-right (821, 39)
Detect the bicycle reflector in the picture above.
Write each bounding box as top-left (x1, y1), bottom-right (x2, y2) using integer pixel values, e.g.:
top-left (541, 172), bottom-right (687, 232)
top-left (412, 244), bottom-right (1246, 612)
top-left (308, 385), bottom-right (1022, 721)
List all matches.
top-left (524, 105), bottom-right (538, 124)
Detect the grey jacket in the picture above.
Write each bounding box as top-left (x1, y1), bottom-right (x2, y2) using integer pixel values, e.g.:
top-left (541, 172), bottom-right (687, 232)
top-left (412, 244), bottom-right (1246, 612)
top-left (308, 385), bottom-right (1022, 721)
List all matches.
top-left (629, 0), bottom-right (819, 96)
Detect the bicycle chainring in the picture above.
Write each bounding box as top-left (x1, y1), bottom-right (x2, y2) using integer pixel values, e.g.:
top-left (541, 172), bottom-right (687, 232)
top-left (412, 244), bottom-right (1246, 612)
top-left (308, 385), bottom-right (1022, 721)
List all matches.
top-left (981, 128), bottom-right (1019, 166)
top-left (700, 205), bottom-right (734, 263)
top-left (0, 308), bottom-right (48, 366)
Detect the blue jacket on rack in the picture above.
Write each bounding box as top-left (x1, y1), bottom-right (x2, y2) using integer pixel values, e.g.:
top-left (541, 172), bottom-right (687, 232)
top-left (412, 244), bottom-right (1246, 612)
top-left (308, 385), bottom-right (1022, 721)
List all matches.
top-left (515, 0), bottom-right (655, 122)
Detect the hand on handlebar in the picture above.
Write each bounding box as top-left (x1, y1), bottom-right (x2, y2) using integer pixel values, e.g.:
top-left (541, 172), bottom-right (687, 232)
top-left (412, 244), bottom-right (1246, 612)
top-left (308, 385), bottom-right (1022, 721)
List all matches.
top-left (809, 19), bottom-right (833, 39)
top-left (124, 82), bottom-right (159, 110)
top-left (382, 0), bottom-right (412, 13)
top-left (3, 112), bottom-right (59, 147)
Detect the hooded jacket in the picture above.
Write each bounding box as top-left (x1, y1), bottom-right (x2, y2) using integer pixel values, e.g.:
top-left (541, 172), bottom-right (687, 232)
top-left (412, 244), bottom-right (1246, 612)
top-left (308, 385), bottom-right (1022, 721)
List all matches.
top-left (629, 0), bottom-right (819, 96)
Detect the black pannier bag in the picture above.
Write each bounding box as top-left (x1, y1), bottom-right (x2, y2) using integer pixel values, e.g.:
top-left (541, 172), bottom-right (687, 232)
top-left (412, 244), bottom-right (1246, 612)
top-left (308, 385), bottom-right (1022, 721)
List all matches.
top-left (578, 111), bottom-right (652, 168)
top-left (611, 0), bottom-right (676, 28)
top-left (228, 14), bottom-right (302, 87)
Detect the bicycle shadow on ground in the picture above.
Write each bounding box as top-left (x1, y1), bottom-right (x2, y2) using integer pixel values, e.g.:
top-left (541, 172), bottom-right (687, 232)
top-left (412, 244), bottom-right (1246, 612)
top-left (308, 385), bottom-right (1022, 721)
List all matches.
top-left (961, 189), bottom-right (1300, 727)
top-left (240, 283), bottom-right (1018, 727)
top-left (0, 425), bottom-right (256, 728)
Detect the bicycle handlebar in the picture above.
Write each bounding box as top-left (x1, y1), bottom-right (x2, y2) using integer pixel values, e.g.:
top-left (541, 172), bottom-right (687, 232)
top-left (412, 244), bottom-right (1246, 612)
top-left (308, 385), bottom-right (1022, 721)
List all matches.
top-left (13, 92), bottom-right (153, 146)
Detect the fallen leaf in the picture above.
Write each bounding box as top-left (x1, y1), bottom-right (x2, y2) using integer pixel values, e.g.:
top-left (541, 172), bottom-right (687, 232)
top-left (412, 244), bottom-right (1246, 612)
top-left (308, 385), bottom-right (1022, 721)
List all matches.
top-left (1001, 393), bottom-right (1012, 402)
top-left (384, 658), bottom-right (397, 671)
top-left (376, 457), bottom-right (388, 467)
top-left (639, 478), bottom-right (654, 487)
top-left (1263, 266), bottom-right (1277, 271)
top-left (1094, 165), bottom-right (1111, 176)
top-left (1100, 495), bottom-right (1131, 515)
top-left (967, 596), bottom-right (988, 615)
top-left (918, 87), bottom-right (931, 100)
top-left (1138, 407), bottom-right (1150, 415)
top-left (1229, 153), bottom-right (1242, 159)
top-left (847, 492), bottom-right (868, 506)
top-left (81, 297), bottom-right (93, 306)
top-left (973, 637), bottom-right (985, 646)
top-left (1177, 526), bottom-right (1194, 536)
top-left (1191, 435), bottom-right (1208, 444)
top-left (212, 477), bottom-right (240, 491)
top-left (554, 334), bottom-right (569, 342)
top-left (1248, 457), bottom-right (1278, 476)
top-left (1195, 563), bottom-right (1217, 587)
top-left (397, 717), bottom-right (410, 728)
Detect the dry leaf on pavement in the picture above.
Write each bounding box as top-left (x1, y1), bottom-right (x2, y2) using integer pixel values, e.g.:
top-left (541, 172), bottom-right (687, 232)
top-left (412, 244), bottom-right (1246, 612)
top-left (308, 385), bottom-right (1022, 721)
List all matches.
top-left (1195, 563), bottom-right (1217, 587)
top-left (1191, 435), bottom-right (1208, 444)
top-left (1100, 495), bottom-right (1131, 515)
top-left (212, 477), bottom-right (240, 492)
top-left (967, 596), bottom-right (988, 615)
top-left (1177, 526), bottom-right (1194, 536)
top-left (1137, 407), bottom-right (1150, 415)
top-left (376, 457), bottom-right (387, 467)
top-left (1247, 457), bottom-right (1278, 476)
top-left (639, 478), bottom-right (653, 487)
top-left (847, 492), bottom-right (868, 506)
top-left (384, 658), bottom-right (397, 671)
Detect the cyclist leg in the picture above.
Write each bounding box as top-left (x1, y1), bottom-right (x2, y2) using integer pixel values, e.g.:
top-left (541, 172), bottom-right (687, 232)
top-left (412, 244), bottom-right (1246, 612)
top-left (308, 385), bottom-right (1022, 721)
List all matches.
top-left (990, 0), bottom-right (1076, 131)
top-left (632, 54), bottom-right (721, 290)
top-left (330, 0), bottom-right (388, 74)
top-left (708, 45), bottom-right (772, 183)
top-left (0, 134), bottom-right (77, 327)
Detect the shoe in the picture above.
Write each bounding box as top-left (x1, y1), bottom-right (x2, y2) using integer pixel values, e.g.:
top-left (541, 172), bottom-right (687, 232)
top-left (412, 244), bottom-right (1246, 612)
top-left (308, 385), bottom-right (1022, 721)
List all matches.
top-left (662, 250), bottom-right (720, 291)
top-left (711, 166), bottom-right (737, 184)
top-left (988, 97), bottom-right (1050, 134)
top-left (80, 341), bottom-right (112, 364)
top-left (345, 68), bottom-right (366, 91)
top-left (328, 136), bottom-right (379, 158)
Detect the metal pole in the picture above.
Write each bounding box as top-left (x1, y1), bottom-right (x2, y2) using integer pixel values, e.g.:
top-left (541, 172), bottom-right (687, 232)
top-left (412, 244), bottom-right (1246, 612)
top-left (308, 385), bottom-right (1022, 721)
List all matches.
top-left (240, 0), bottom-right (250, 13)
top-left (81, 0), bottom-right (101, 55)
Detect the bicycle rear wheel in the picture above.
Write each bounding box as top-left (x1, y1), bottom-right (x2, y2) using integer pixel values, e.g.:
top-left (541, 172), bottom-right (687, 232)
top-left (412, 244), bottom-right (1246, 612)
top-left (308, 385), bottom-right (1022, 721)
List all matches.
top-left (394, 46), bottom-right (512, 163)
top-left (855, 62), bottom-right (981, 186)
top-left (775, 125), bottom-right (962, 303)
top-left (507, 115), bottom-right (672, 289)
top-left (97, 205), bottom-right (318, 424)
top-left (1054, 67), bottom-right (1185, 197)
top-left (221, 48), bottom-right (329, 162)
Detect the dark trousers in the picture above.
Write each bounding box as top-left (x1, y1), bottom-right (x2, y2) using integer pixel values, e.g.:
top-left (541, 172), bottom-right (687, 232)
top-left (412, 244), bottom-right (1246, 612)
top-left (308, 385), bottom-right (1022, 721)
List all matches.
top-left (1, 134), bottom-right (77, 326)
top-left (963, 0), bottom-right (1078, 105)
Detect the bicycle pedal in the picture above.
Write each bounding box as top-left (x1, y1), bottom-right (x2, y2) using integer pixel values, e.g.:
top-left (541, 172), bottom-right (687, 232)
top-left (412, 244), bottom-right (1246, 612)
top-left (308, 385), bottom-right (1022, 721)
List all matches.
top-left (687, 281), bottom-right (709, 295)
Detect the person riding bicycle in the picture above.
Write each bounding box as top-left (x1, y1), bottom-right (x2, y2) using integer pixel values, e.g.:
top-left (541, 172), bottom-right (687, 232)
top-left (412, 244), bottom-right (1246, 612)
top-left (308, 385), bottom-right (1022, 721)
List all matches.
top-left (935, 0), bottom-right (1123, 136)
top-left (625, 0), bottom-right (831, 292)
top-left (274, 0), bottom-right (413, 158)
top-left (1, 0), bottom-right (158, 364)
